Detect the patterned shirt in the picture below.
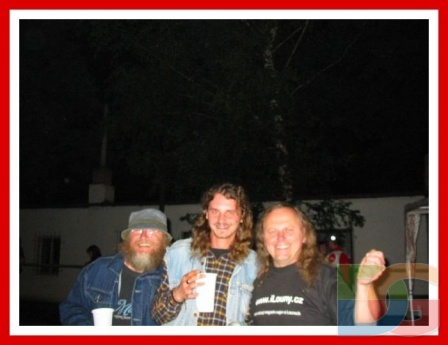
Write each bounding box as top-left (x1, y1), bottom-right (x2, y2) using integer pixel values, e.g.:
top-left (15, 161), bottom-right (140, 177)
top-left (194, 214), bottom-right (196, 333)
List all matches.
top-left (151, 250), bottom-right (236, 325)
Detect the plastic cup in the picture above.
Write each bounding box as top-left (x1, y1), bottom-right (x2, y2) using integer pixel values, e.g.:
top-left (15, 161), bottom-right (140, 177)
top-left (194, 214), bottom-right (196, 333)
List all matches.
top-left (195, 273), bottom-right (217, 312)
top-left (92, 307), bottom-right (114, 326)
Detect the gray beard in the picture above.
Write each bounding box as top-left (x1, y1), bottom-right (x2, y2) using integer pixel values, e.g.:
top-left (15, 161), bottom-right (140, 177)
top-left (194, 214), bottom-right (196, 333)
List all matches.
top-left (119, 240), bottom-right (166, 273)
top-left (127, 252), bottom-right (160, 272)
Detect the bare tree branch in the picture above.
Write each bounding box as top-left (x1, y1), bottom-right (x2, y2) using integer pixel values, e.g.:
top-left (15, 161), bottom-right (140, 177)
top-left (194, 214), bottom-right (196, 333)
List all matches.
top-left (283, 20), bottom-right (309, 72)
top-left (291, 31), bottom-right (362, 96)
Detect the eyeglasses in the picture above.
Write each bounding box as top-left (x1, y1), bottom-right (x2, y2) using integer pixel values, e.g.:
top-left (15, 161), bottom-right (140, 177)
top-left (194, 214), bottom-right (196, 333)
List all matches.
top-left (130, 229), bottom-right (158, 236)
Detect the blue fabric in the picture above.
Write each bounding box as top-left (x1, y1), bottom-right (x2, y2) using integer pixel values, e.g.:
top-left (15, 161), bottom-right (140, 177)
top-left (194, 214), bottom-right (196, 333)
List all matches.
top-left (59, 253), bottom-right (162, 325)
top-left (162, 238), bottom-right (258, 325)
top-left (338, 299), bottom-right (356, 325)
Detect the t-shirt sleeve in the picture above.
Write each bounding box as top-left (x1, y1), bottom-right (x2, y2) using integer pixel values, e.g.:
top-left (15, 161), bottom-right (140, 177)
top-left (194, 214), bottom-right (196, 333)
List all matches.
top-left (321, 266), bottom-right (340, 325)
top-left (321, 266), bottom-right (355, 326)
top-left (336, 267), bottom-right (355, 325)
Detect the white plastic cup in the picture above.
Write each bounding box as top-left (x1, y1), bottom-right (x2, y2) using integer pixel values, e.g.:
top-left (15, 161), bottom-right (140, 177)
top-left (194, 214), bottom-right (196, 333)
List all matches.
top-left (195, 273), bottom-right (217, 312)
top-left (92, 307), bottom-right (114, 326)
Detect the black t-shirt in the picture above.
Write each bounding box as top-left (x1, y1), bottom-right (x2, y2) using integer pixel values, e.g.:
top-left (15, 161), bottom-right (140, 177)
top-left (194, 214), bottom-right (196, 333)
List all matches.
top-left (112, 265), bottom-right (140, 326)
top-left (210, 248), bottom-right (230, 258)
top-left (250, 263), bottom-right (342, 325)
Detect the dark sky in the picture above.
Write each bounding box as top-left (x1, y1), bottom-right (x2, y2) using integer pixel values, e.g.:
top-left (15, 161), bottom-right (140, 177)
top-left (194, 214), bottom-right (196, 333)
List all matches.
top-left (19, 19), bottom-right (430, 207)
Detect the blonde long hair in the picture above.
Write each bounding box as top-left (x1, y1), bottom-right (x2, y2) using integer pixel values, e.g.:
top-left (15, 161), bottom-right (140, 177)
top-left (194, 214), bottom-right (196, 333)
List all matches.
top-left (191, 183), bottom-right (253, 263)
top-left (255, 202), bottom-right (325, 286)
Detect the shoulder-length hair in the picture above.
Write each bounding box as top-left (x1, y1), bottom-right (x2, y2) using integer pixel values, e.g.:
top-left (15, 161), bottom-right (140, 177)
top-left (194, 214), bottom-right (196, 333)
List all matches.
top-left (255, 202), bottom-right (325, 286)
top-left (191, 183), bottom-right (253, 263)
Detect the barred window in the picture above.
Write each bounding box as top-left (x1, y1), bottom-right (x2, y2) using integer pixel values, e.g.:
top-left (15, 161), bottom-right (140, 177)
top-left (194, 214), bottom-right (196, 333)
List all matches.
top-left (36, 235), bottom-right (60, 275)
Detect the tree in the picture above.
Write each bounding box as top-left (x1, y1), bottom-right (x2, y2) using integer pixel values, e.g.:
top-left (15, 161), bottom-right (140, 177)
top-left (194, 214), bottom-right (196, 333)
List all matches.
top-left (301, 199), bottom-right (365, 231)
top-left (19, 20), bottom-right (428, 207)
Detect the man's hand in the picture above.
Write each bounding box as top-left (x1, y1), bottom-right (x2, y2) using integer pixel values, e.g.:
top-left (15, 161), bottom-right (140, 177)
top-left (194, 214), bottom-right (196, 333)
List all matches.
top-left (357, 250), bottom-right (386, 285)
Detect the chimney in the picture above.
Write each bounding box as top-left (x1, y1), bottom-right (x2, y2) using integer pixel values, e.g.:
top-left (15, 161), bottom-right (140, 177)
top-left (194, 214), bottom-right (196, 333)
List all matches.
top-left (89, 103), bottom-right (115, 204)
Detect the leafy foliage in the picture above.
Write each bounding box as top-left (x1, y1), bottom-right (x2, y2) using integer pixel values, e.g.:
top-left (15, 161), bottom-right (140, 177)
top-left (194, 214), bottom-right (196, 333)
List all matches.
top-left (179, 212), bottom-right (201, 226)
top-left (300, 199), bottom-right (365, 231)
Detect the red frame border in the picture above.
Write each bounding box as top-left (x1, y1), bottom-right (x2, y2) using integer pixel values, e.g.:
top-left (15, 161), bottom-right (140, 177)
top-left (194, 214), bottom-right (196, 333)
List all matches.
top-left (3, 0), bottom-right (444, 343)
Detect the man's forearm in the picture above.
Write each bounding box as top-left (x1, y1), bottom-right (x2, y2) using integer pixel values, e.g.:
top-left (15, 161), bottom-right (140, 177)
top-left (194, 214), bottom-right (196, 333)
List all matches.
top-left (355, 283), bottom-right (382, 323)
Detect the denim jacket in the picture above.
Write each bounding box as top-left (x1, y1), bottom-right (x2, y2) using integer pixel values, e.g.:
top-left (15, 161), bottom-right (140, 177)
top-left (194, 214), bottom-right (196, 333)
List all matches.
top-left (59, 253), bottom-right (162, 325)
top-left (162, 238), bottom-right (258, 326)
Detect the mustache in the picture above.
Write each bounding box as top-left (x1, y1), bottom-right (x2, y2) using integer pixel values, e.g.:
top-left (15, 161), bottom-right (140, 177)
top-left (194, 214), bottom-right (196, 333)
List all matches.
top-left (119, 238), bottom-right (167, 272)
top-left (136, 240), bottom-right (156, 245)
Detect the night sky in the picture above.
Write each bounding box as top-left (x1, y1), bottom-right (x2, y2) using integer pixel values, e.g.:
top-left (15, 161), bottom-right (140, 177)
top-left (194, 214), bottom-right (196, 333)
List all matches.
top-left (19, 18), bottom-right (430, 207)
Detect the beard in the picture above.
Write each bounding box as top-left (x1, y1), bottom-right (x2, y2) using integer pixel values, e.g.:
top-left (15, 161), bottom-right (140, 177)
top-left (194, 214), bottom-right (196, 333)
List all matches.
top-left (119, 239), bottom-right (166, 273)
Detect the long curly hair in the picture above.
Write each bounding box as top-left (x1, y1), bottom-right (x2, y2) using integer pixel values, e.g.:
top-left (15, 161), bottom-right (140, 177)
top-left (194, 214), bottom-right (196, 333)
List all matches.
top-left (191, 183), bottom-right (253, 263)
top-left (255, 202), bottom-right (325, 286)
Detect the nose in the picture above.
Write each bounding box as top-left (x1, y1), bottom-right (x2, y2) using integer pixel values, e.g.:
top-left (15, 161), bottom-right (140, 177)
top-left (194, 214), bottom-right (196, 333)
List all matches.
top-left (140, 230), bottom-right (153, 238)
top-left (217, 212), bottom-right (226, 223)
top-left (277, 230), bottom-right (286, 241)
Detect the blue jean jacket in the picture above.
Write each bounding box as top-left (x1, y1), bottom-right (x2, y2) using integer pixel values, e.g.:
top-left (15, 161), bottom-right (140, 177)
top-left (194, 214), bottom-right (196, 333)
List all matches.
top-left (162, 238), bottom-right (258, 326)
top-left (59, 253), bottom-right (162, 325)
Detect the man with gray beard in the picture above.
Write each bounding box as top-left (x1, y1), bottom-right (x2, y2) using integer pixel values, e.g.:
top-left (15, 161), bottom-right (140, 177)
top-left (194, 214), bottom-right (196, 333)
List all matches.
top-left (59, 209), bottom-right (172, 326)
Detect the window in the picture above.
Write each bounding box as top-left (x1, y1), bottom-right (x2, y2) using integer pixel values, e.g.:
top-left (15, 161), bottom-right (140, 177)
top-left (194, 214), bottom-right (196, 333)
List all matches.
top-left (36, 235), bottom-right (61, 275)
top-left (317, 228), bottom-right (353, 259)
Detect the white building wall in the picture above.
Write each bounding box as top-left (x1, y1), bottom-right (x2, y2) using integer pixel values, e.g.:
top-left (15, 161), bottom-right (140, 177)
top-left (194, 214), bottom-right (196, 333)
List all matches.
top-left (348, 196), bottom-right (426, 265)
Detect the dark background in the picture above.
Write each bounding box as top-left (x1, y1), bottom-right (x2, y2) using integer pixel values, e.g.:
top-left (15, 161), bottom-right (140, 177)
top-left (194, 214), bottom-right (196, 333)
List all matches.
top-left (19, 19), bottom-right (429, 208)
